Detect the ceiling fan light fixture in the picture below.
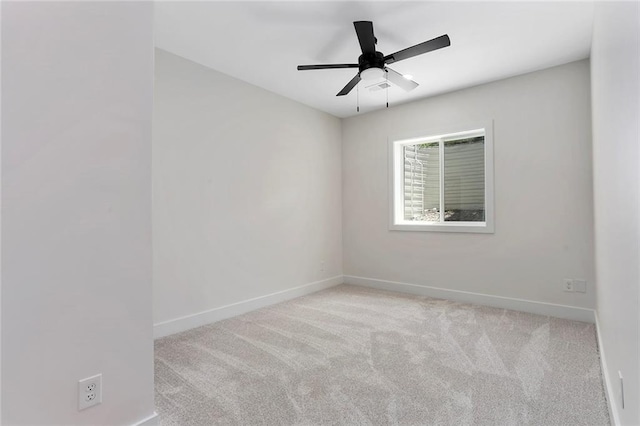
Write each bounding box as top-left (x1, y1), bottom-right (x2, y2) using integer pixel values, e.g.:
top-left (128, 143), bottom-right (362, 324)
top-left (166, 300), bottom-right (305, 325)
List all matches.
top-left (360, 67), bottom-right (385, 81)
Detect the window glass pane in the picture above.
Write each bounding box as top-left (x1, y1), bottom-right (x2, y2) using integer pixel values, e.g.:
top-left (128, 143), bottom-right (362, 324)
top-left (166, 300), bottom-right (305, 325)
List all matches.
top-left (403, 142), bottom-right (440, 221)
top-left (443, 136), bottom-right (485, 222)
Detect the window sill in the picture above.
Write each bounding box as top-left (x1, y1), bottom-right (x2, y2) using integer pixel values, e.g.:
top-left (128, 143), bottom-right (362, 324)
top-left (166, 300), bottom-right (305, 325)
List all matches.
top-left (390, 221), bottom-right (494, 234)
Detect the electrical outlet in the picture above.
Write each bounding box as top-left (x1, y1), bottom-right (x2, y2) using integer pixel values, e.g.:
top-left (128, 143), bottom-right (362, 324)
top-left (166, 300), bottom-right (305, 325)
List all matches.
top-left (78, 374), bottom-right (102, 411)
top-left (320, 261), bottom-right (325, 272)
top-left (564, 278), bottom-right (587, 293)
top-left (564, 279), bottom-right (574, 292)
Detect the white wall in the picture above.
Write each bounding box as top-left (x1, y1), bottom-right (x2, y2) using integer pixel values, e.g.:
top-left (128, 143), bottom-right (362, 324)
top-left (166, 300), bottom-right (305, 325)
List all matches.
top-left (591, 2), bottom-right (640, 424)
top-left (342, 60), bottom-right (595, 309)
top-left (0, 2), bottom-right (4, 420)
top-left (1, 2), bottom-right (155, 425)
top-left (153, 50), bottom-right (342, 330)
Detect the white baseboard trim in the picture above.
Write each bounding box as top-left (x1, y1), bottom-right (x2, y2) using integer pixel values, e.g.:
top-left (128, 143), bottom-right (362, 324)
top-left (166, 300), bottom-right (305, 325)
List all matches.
top-left (344, 275), bottom-right (596, 323)
top-left (594, 312), bottom-right (620, 426)
top-left (154, 276), bottom-right (343, 339)
top-left (131, 412), bottom-right (158, 426)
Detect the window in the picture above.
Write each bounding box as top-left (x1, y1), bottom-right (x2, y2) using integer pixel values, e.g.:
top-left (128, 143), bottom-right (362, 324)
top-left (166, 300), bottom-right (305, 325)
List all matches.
top-left (389, 122), bottom-right (494, 233)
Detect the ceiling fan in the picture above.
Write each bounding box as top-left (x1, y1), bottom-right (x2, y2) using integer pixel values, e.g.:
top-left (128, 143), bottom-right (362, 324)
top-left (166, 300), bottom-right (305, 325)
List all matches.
top-left (297, 21), bottom-right (450, 97)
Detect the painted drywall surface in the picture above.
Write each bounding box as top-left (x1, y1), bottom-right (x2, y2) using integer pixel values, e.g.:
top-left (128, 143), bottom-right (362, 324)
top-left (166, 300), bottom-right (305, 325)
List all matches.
top-left (153, 50), bottom-right (342, 325)
top-left (591, 2), bottom-right (640, 424)
top-left (342, 60), bottom-right (595, 308)
top-left (0, 2), bottom-right (3, 421)
top-left (1, 2), bottom-right (155, 425)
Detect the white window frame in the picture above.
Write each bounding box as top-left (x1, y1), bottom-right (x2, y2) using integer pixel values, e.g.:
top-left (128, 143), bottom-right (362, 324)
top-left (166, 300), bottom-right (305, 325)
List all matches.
top-left (388, 120), bottom-right (494, 233)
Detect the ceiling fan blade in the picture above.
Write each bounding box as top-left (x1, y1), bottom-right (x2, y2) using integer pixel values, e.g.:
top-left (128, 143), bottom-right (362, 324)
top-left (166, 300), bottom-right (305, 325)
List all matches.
top-left (354, 21), bottom-right (376, 54)
top-left (337, 73), bottom-right (362, 96)
top-left (297, 64), bottom-right (359, 71)
top-left (385, 67), bottom-right (419, 92)
top-left (384, 34), bottom-right (450, 64)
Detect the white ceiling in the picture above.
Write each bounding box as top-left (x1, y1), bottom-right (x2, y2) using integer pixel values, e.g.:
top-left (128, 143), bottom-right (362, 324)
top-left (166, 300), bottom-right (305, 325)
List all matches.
top-left (155, 1), bottom-right (595, 118)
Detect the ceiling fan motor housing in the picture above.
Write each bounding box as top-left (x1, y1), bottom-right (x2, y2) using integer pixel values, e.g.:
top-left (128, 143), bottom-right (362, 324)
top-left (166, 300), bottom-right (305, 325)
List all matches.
top-left (358, 51), bottom-right (385, 73)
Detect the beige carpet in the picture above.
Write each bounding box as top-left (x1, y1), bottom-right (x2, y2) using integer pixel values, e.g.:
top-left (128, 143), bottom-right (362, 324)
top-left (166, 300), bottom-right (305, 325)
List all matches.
top-left (155, 285), bottom-right (610, 425)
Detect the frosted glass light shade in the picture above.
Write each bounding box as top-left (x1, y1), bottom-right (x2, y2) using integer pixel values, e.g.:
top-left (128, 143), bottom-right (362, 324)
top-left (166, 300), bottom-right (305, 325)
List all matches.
top-left (360, 67), bottom-right (384, 80)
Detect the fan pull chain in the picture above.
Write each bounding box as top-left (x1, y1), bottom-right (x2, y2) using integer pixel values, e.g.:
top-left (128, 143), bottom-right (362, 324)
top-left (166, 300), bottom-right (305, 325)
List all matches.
top-left (386, 70), bottom-right (389, 108)
top-left (356, 81), bottom-right (360, 113)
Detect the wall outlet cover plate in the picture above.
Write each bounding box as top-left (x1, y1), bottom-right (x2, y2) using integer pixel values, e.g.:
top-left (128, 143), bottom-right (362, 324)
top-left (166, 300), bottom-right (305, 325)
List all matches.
top-left (78, 373), bottom-right (102, 411)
